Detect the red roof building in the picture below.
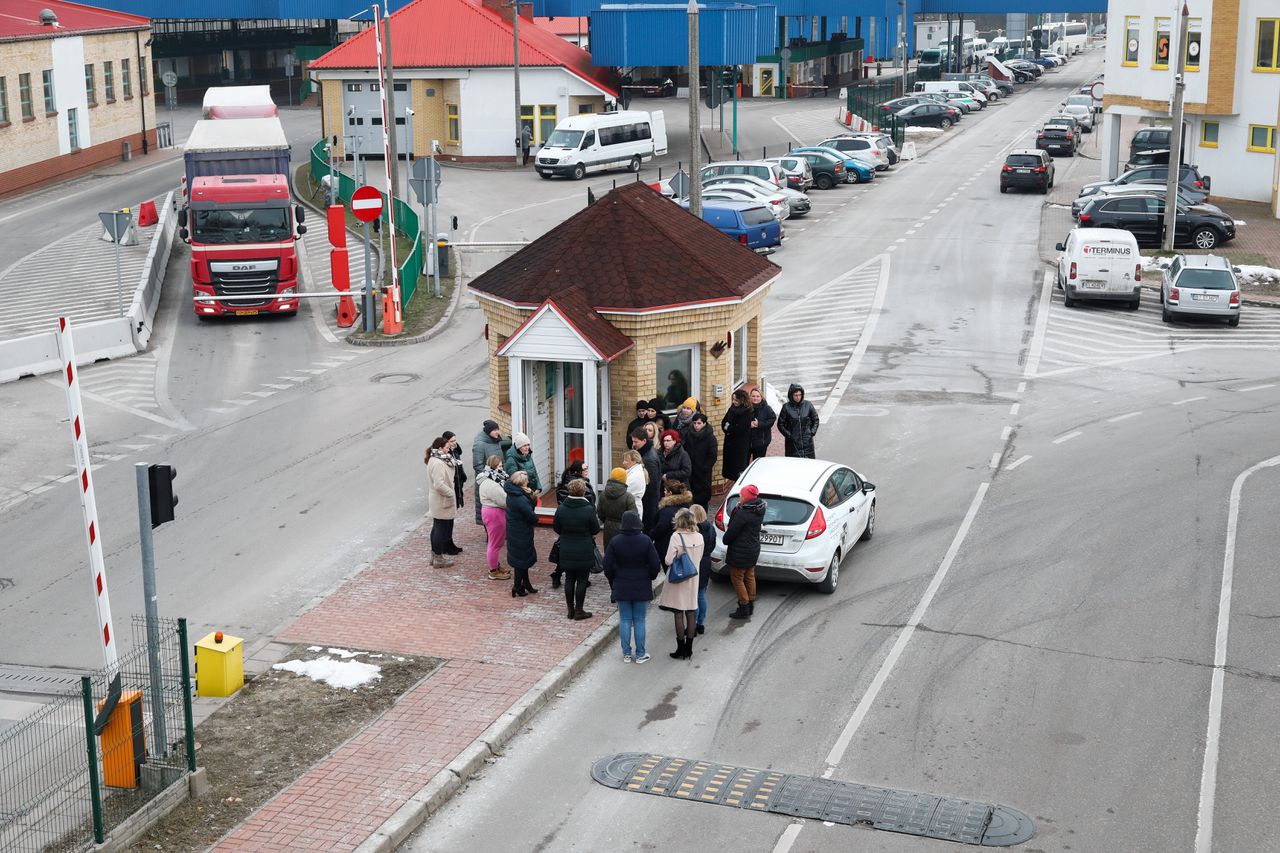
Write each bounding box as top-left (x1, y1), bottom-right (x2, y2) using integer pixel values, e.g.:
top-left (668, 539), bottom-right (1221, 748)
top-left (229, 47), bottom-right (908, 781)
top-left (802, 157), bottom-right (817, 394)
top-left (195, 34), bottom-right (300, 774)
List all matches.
top-left (0, 0), bottom-right (147, 42)
top-left (534, 16), bottom-right (589, 49)
top-left (310, 0), bottom-right (617, 160)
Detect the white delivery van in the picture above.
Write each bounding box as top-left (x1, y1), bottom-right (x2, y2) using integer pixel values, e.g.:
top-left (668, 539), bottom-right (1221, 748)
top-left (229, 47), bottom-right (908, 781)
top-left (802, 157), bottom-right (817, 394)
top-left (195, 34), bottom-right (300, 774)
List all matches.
top-left (913, 80), bottom-right (990, 105)
top-left (1054, 227), bottom-right (1143, 309)
top-left (970, 38), bottom-right (991, 59)
top-left (534, 110), bottom-right (668, 180)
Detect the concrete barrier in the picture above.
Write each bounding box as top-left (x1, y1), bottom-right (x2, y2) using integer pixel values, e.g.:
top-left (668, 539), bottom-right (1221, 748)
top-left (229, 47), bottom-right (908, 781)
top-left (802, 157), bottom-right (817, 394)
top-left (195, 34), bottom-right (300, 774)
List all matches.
top-left (0, 191), bottom-right (176, 384)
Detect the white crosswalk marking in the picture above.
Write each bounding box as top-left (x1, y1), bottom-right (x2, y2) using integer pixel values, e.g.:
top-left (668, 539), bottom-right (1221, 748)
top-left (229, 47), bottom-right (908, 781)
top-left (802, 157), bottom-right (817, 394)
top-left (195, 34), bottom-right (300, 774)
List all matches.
top-left (762, 256), bottom-right (886, 410)
top-left (1032, 291), bottom-right (1280, 377)
top-left (75, 354), bottom-right (161, 411)
top-left (298, 213), bottom-right (375, 340)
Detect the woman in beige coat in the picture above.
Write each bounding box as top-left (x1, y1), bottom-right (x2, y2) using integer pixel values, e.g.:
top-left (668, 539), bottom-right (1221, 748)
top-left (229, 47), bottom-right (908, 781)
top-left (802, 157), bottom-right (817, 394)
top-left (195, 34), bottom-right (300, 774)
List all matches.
top-left (659, 508), bottom-right (703, 660)
top-left (426, 436), bottom-right (458, 568)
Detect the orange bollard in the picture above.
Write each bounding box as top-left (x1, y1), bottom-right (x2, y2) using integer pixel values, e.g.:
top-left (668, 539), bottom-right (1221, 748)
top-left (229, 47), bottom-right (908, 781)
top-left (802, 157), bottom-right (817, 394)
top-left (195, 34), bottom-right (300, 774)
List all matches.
top-left (136, 200), bottom-right (158, 227)
top-left (98, 690), bottom-right (144, 788)
top-left (382, 284), bottom-right (403, 335)
top-left (326, 204), bottom-right (347, 249)
top-left (331, 248), bottom-right (357, 328)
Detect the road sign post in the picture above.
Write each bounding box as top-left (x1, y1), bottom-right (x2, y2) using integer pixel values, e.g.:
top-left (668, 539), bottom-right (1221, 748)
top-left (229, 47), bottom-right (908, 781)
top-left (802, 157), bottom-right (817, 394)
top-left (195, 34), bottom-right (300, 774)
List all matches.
top-left (134, 463), bottom-right (169, 758)
top-left (351, 184), bottom-right (383, 332)
top-left (410, 153), bottom-right (444, 297)
top-left (98, 210), bottom-right (132, 317)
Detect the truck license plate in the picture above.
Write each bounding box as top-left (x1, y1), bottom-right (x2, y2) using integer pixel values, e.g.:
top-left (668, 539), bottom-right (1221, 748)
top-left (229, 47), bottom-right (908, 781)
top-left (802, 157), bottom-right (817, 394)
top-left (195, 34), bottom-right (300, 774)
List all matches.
top-left (759, 531), bottom-right (784, 546)
top-left (235, 309), bottom-right (260, 316)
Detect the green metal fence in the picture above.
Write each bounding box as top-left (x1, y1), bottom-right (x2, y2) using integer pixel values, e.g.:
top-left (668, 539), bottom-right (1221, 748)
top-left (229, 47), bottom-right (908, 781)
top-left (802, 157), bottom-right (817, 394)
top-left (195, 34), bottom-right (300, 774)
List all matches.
top-left (309, 139), bottom-right (423, 306)
top-left (0, 618), bottom-right (195, 851)
top-left (844, 74), bottom-right (915, 148)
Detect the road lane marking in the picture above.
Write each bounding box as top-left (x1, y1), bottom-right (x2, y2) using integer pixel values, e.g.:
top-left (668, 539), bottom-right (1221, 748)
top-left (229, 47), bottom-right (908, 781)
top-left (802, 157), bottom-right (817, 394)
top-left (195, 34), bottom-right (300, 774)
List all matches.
top-left (1236, 384), bottom-right (1274, 393)
top-left (1172, 396), bottom-right (1207, 406)
top-left (1023, 272), bottom-right (1053, 379)
top-left (989, 452), bottom-right (1002, 469)
top-left (1053, 430), bottom-right (1082, 444)
top-left (771, 822), bottom-right (804, 853)
top-left (1004, 454), bottom-right (1031, 471)
top-left (1107, 411), bottom-right (1143, 422)
top-left (818, 255), bottom-right (891, 423)
top-left (1196, 453), bottom-right (1280, 853)
top-left (1000, 426), bottom-right (1012, 441)
top-left (1009, 402), bottom-right (1021, 415)
top-left (821, 482), bottom-right (990, 777)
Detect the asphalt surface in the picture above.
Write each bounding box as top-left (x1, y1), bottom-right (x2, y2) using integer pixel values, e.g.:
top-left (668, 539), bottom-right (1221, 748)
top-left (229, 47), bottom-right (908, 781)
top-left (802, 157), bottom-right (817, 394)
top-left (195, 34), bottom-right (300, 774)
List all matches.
top-left (402, 51), bottom-right (1280, 853)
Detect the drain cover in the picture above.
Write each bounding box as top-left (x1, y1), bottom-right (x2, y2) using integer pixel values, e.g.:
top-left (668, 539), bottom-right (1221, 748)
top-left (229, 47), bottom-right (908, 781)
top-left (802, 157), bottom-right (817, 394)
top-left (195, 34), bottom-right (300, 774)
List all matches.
top-left (591, 753), bottom-right (1034, 847)
top-left (371, 373), bottom-right (420, 384)
top-left (445, 389), bottom-right (486, 402)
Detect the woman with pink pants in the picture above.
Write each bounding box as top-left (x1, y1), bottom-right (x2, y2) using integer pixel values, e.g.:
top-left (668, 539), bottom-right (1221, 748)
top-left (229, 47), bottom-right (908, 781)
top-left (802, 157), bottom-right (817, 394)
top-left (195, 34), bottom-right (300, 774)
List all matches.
top-left (476, 455), bottom-right (511, 581)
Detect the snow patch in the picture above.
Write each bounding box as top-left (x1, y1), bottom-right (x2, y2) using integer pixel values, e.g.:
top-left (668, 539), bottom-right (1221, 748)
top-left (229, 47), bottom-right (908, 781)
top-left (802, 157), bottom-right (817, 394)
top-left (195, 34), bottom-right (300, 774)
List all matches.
top-left (905, 126), bottom-right (945, 135)
top-left (273, 656), bottom-right (382, 690)
top-left (1238, 264), bottom-right (1280, 285)
top-left (326, 647), bottom-right (365, 659)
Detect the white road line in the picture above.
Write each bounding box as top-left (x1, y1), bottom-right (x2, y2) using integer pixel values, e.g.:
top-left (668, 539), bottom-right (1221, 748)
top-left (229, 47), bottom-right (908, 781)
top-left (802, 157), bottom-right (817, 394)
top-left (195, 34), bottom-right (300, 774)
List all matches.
top-left (894, 238), bottom-right (906, 243)
top-left (1107, 411), bottom-right (1143, 422)
top-left (1172, 396), bottom-right (1208, 406)
top-left (1053, 430), bottom-right (1082, 444)
top-left (1000, 426), bottom-right (1013, 441)
top-left (1009, 402), bottom-right (1021, 416)
top-left (1237, 383), bottom-right (1275, 393)
top-left (989, 452), bottom-right (1002, 469)
top-left (818, 255), bottom-right (891, 422)
top-left (905, 229), bottom-right (917, 235)
top-left (771, 822), bottom-right (805, 853)
top-left (1017, 381), bottom-right (1027, 393)
top-left (1024, 272), bottom-right (1054, 379)
top-left (913, 222), bottom-right (926, 228)
top-left (246, 390), bottom-right (276, 398)
top-left (887, 245), bottom-right (897, 252)
top-left (1004, 454), bottom-right (1031, 471)
top-left (225, 399), bottom-right (255, 407)
top-left (821, 482), bottom-right (989, 776)
top-left (1196, 453), bottom-right (1280, 853)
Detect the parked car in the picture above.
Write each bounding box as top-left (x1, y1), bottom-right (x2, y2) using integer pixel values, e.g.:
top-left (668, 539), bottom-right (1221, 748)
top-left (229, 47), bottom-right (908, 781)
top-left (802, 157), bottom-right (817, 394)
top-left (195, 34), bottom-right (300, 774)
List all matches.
top-left (1071, 183), bottom-right (1204, 219)
top-left (1063, 93), bottom-right (1101, 116)
top-left (1161, 254), bottom-right (1242, 326)
top-left (631, 77), bottom-right (676, 97)
top-left (895, 102), bottom-right (960, 129)
top-left (1060, 103), bottom-right (1094, 132)
top-left (710, 457), bottom-right (877, 595)
top-left (1077, 164), bottom-right (1211, 203)
top-left (842, 131), bottom-right (900, 165)
top-left (682, 200), bottom-right (782, 250)
top-left (790, 149), bottom-right (846, 189)
top-left (704, 175), bottom-right (810, 217)
top-left (1005, 59), bottom-right (1043, 78)
top-left (700, 183), bottom-right (791, 221)
top-left (1000, 149), bottom-right (1055, 194)
top-left (1125, 148), bottom-right (1172, 170)
top-left (700, 160), bottom-right (786, 188)
top-left (1036, 125), bottom-right (1077, 156)
top-left (1076, 193), bottom-right (1236, 249)
top-left (1053, 227), bottom-right (1143, 309)
top-left (1129, 127), bottom-right (1173, 159)
top-left (791, 147), bottom-right (875, 183)
top-left (1044, 115), bottom-right (1083, 146)
top-left (819, 135), bottom-right (890, 170)
top-left (764, 155), bottom-right (814, 191)
top-left (919, 90), bottom-right (983, 112)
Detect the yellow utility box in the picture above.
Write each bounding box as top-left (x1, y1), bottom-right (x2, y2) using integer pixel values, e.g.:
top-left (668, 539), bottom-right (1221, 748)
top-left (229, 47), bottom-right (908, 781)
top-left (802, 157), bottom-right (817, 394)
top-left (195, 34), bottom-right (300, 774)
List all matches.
top-left (194, 631), bottom-right (244, 697)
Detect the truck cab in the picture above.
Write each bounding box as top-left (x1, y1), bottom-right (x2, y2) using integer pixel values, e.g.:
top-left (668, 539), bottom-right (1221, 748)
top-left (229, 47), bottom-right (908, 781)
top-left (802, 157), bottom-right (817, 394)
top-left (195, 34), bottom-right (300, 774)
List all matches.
top-left (182, 175), bottom-right (305, 317)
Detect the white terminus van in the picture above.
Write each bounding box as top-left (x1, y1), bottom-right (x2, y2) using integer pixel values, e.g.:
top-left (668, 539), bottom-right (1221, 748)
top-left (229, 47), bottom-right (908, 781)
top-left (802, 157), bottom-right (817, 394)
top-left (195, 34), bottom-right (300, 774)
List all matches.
top-left (1054, 227), bottom-right (1143, 309)
top-left (534, 111), bottom-right (668, 180)
top-left (913, 80), bottom-right (990, 105)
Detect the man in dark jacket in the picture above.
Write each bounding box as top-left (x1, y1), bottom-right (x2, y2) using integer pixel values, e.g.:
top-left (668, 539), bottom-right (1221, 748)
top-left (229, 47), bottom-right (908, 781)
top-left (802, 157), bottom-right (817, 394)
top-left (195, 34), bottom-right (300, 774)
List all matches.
top-left (722, 484), bottom-right (766, 619)
top-left (777, 383), bottom-right (819, 459)
top-left (604, 511), bottom-right (661, 662)
top-left (748, 387), bottom-right (776, 462)
top-left (625, 400), bottom-right (651, 443)
top-left (680, 413), bottom-right (718, 510)
top-left (632, 428), bottom-right (662, 532)
top-left (472, 419), bottom-right (503, 525)
top-left (659, 429), bottom-right (692, 486)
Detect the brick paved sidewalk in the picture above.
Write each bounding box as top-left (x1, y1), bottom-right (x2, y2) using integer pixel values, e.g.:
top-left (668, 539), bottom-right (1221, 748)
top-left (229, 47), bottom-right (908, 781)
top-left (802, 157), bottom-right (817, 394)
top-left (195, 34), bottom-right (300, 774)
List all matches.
top-left (213, 515), bottom-right (615, 852)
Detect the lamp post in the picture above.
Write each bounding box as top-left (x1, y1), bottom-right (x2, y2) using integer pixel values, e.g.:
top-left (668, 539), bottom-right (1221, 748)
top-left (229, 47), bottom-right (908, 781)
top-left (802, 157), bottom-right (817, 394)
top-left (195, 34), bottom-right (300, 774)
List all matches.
top-left (1160, 3), bottom-right (1190, 252)
top-left (512, 0), bottom-right (525, 166)
top-left (688, 0), bottom-right (702, 217)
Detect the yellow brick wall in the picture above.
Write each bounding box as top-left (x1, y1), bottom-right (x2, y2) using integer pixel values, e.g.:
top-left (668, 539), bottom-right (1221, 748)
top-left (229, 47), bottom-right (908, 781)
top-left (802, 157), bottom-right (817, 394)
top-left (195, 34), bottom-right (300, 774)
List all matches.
top-left (0, 38), bottom-right (58, 173)
top-left (410, 79), bottom-right (449, 157)
top-left (81, 32), bottom-right (154, 145)
top-left (442, 80), bottom-right (461, 155)
top-left (321, 80), bottom-right (344, 155)
top-left (1205, 0), bottom-right (1239, 115)
top-left (567, 95), bottom-right (605, 115)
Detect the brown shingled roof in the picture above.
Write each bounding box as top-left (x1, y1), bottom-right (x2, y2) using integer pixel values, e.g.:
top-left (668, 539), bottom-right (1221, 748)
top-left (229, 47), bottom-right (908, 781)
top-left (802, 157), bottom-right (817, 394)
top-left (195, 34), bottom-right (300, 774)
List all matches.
top-left (469, 182), bottom-right (779, 312)
top-left (499, 287), bottom-right (634, 362)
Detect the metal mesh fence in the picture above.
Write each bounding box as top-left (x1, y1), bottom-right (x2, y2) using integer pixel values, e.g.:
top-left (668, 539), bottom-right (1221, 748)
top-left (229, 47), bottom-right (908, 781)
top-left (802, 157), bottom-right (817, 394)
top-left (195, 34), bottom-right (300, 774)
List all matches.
top-left (0, 618), bottom-right (194, 851)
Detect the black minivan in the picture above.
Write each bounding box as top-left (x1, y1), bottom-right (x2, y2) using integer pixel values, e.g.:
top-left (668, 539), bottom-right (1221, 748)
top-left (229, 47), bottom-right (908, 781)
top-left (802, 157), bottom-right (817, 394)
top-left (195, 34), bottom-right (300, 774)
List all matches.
top-left (1129, 127), bottom-right (1173, 159)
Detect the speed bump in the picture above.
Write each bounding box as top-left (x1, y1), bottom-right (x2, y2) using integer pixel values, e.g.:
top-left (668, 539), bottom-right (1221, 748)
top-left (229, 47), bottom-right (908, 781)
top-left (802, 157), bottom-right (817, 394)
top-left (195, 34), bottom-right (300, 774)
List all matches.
top-left (591, 753), bottom-right (1034, 847)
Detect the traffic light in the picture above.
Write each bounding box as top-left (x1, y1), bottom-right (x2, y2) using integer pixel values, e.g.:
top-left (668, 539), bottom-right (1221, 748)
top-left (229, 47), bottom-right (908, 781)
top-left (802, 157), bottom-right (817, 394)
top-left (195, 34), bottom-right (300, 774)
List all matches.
top-left (147, 464), bottom-right (178, 528)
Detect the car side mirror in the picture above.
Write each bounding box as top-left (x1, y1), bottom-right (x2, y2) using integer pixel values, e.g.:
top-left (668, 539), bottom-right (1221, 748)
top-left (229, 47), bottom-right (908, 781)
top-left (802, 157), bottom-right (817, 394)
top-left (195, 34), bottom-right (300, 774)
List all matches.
top-left (1232, 266), bottom-right (1241, 274)
top-left (862, 482), bottom-right (875, 493)
top-left (1055, 242), bottom-right (1065, 251)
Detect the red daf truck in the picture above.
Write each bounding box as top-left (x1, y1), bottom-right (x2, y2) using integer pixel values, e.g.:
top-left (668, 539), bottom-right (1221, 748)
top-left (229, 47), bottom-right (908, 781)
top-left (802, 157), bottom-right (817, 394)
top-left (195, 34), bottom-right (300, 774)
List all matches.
top-left (178, 110), bottom-right (306, 318)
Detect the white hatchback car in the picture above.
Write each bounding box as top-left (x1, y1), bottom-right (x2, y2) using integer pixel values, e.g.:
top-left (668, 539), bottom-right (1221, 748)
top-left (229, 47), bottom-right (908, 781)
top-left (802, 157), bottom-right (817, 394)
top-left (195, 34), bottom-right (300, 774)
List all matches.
top-left (711, 457), bottom-right (877, 594)
top-left (1161, 254), bottom-right (1242, 326)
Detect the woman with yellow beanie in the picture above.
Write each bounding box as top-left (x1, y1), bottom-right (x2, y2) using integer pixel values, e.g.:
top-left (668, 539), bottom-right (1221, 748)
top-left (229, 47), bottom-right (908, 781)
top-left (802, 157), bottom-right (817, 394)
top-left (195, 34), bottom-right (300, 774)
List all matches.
top-left (597, 466), bottom-right (638, 549)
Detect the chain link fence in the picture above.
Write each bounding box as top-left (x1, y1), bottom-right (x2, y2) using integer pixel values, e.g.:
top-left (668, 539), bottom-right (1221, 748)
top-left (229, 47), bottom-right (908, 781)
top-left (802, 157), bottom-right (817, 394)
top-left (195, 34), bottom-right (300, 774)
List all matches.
top-left (0, 617), bottom-right (196, 851)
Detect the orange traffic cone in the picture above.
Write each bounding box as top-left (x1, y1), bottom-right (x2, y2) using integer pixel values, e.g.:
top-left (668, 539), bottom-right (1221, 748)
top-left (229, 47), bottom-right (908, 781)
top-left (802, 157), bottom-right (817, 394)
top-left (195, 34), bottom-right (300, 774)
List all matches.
top-left (331, 248), bottom-right (357, 328)
top-left (137, 200), bottom-right (158, 227)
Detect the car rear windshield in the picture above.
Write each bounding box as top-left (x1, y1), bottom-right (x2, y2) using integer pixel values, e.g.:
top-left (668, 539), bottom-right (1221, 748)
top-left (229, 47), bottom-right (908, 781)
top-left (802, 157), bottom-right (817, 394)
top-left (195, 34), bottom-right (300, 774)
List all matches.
top-left (726, 495), bottom-right (815, 525)
top-left (1007, 154), bottom-right (1042, 167)
top-left (1177, 269), bottom-right (1236, 290)
top-left (740, 207), bottom-right (775, 226)
top-left (1042, 128), bottom-right (1070, 137)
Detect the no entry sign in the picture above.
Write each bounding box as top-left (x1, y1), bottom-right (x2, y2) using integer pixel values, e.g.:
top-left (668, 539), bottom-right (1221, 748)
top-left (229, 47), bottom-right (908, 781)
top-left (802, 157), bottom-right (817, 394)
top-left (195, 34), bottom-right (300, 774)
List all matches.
top-left (350, 185), bottom-right (384, 222)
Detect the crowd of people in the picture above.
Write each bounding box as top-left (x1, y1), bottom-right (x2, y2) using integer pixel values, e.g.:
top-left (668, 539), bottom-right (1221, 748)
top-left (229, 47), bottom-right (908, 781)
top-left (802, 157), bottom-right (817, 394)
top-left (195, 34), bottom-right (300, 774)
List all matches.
top-left (422, 385), bottom-right (822, 663)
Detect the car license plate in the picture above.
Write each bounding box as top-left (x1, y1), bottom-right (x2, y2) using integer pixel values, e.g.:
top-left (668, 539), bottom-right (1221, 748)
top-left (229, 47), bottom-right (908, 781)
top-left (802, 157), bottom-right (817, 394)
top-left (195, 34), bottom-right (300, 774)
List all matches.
top-left (235, 309), bottom-right (259, 316)
top-left (1192, 294), bottom-right (1217, 301)
top-left (759, 531), bottom-right (784, 546)
top-left (1017, 168), bottom-right (1031, 173)
top-left (1081, 280), bottom-right (1106, 289)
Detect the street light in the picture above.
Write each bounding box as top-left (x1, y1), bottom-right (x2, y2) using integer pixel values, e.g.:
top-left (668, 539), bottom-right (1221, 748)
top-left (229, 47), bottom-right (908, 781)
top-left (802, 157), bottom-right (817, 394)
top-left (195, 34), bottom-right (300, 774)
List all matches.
top-left (1160, 4), bottom-right (1190, 252)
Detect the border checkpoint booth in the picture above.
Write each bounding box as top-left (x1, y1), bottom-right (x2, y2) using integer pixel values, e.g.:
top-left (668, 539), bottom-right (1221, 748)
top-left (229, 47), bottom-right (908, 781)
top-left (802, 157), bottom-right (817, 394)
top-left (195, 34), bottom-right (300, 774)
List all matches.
top-left (470, 182), bottom-right (781, 517)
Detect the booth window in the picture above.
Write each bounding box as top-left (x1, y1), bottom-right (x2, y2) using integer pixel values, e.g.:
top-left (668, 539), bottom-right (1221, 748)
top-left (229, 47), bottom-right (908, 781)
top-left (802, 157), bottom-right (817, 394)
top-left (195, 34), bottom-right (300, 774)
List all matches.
top-left (733, 324), bottom-right (749, 389)
top-left (656, 346), bottom-right (698, 411)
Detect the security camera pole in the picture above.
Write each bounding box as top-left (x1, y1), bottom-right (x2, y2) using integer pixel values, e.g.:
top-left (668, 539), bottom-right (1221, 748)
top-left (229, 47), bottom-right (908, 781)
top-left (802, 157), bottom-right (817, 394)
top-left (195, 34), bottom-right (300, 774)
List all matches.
top-left (1160, 3), bottom-right (1189, 252)
top-left (688, 0), bottom-right (702, 217)
top-left (511, 0), bottom-right (525, 166)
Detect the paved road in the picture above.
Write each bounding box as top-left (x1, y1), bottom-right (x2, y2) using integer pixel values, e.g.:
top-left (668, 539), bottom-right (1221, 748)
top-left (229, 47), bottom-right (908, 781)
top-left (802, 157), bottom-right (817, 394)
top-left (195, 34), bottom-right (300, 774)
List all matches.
top-left (404, 50), bottom-right (1280, 853)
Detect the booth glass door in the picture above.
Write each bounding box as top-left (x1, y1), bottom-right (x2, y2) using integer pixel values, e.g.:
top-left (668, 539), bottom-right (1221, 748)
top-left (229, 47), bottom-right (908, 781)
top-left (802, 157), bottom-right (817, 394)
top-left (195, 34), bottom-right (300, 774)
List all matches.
top-left (558, 362), bottom-right (586, 473)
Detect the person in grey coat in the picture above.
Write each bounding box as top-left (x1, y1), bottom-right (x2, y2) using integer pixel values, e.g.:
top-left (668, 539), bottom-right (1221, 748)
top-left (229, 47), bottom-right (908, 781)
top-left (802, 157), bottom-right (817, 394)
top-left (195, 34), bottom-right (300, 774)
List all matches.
top-left (472, 419), bottom-right (503, 525)
top-left (777, 383), bottom-right (819, 459)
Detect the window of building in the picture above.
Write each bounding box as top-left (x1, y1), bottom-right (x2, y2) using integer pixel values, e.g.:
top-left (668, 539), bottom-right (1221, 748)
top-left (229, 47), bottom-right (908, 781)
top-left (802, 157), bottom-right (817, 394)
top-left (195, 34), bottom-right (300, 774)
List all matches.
top-left (68, 107), bottom-right (80, 149)
top-left (1248, 125), bottom-right (1276, 153)
top-left (347, 83), bottom-right (362, 92)
top-left (520, 104), bottom-right (535, 141)
top-left (104, 61), bottom-right (114, 101)
top-left (84, 64), bottom-right (96, 106)
top-left (18, 73), bottom-right (32, 120)
top-left (1258, 18), bottom-right (1279, 70)
top-left (656, 346), bottom-right (698, 411)
top-left (1200, 121), bottom-right (1218, 148)
top-left (393, 82), bottom-right (407, 92)
top-left (42, 69), bottom-right (55, 114)
top-left (1185, 19), bottom-right (1202, 70)
top-left (447, 103), bottom-right (460, 143)
top-left (122, 58), bottom-right (132, 97)
top-left (368, 82), bottom-right (380, 91)
top-left (370, 116), bottom-right (382, 126)
top-left (1153, 17), bottom-right (1171, 69)
top-left (1123, 16), bottom-right (1140, 65)
top-left (140, 59), bottom-right (148, 95)
top-left (578, 103), bottom-right (593, 114)
top-left (733, 323), bottom-right (749, 389)
top-left (538, 105), bottom-right (557, 145)
top-left (0, 78), bottom-right (8, 123)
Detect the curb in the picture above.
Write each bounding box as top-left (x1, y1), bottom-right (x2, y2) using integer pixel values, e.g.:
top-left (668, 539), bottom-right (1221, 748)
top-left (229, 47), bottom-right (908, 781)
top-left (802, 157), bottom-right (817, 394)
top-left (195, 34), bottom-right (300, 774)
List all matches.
top-left (352, 612), bottom-right (620, 853)
top-left (345, 250), bottom-right (467, 348)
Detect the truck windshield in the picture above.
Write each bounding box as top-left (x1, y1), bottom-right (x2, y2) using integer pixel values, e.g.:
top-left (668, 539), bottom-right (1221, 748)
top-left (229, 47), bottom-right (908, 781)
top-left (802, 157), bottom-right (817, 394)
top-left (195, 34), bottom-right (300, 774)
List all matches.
top-left (920, 51), bottom-right (944, 64)
top-left (544, 129), bottom-right (584, 148)
top-left (193, 208), bottom-right (290, 243)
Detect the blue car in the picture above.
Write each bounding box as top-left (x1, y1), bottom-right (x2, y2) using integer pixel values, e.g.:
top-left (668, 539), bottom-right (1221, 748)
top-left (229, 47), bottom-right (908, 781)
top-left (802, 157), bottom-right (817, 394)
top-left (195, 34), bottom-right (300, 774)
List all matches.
top-left (681, 200), bottom-right (782, 250)
top-left (791, 146), bottom-right (875, 183)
